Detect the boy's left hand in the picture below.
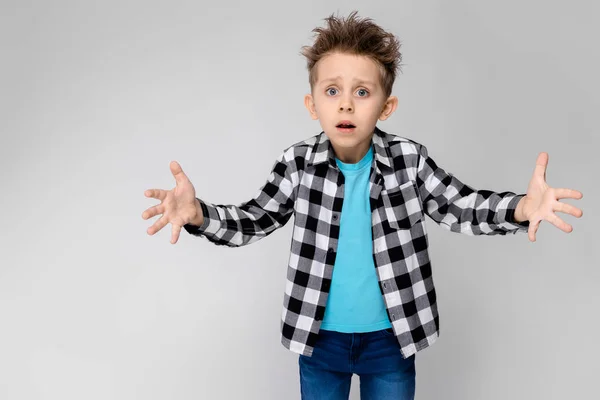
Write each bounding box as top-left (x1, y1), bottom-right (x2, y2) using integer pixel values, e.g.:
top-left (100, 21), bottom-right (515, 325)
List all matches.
top-left (515, 152), bottom-right (583, 242)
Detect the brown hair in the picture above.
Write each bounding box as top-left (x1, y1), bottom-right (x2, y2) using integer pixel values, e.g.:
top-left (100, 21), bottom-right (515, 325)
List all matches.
top-left (300, 11), bottom-right (402, 98)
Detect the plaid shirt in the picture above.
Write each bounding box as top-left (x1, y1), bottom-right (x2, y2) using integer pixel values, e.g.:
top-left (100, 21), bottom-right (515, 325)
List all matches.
top-left (183, 127), bottom-right (530, 359)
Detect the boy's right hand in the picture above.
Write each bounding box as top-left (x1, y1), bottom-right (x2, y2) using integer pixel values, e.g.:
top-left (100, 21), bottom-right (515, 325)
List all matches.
top-left (142, 161), bottom-right (203, 244)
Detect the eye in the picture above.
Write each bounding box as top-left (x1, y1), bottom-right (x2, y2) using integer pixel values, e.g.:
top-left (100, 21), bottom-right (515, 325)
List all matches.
top-left (326, 87), bottom-right (338, 96)
top-left (356, 88), bottom-right (369, 97)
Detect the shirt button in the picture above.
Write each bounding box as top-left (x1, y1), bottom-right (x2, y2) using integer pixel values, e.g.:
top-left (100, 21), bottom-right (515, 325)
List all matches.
top-left (383, 283), bottom-right (387, 289)
top-left (328, 248), bottom-right (334, 253)
top-left (391, 314), bottom-right (396, 320)
top-left (332, 214), bottom-right (338, 221)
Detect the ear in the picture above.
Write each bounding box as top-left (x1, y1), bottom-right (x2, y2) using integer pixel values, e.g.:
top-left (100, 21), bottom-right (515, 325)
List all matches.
top-left (379, 96), bottom-right (398, 121)
top-left (304, 94), bottom-right (318, 120)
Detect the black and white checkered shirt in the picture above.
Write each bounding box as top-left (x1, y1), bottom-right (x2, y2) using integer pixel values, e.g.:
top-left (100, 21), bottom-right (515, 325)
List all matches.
top-left (183, 126), bottom-right (530, 359)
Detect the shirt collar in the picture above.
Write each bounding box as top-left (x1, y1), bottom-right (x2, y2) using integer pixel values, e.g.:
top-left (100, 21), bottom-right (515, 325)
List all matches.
top-left (307, 126), bottom-right (394, 174)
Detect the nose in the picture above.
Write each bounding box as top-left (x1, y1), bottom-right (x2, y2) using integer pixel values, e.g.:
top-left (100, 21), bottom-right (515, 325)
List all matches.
top-left (339, 96), bottom-right (353, 112)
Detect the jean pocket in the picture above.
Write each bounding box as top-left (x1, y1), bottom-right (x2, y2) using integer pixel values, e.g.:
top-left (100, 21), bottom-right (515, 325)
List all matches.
top-left (380, 327), bottom-right (395, 337)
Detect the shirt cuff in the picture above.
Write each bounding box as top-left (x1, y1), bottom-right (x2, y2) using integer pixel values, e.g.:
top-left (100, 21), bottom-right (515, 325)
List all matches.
top-left (502, 194), bottom-right (530, 231)
top-left (183, 198), bottom-right (222, 236)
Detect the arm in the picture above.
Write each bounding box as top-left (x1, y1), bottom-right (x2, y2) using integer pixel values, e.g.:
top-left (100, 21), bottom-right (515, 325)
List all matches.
top-left (182, 149), bottom-right (296, 247)
top-left (415, 143), bottom-right (530, 235)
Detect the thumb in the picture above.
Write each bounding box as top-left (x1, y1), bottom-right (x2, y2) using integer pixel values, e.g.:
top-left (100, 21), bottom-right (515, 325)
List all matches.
top-left (170, 161), bottom-right (188, 185)
top-left (533, 152), bottom-right (548, 182)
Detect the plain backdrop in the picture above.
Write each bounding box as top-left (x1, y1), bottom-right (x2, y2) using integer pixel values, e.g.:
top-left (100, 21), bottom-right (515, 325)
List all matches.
top-left (1, 0), bottom-right (598, 399)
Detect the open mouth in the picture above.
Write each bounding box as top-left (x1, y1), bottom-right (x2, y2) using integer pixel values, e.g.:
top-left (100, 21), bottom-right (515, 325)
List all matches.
top-left (336, 121), bottom-right (356, 132)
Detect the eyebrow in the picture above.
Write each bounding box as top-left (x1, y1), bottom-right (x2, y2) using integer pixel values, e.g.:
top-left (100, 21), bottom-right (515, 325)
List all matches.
top-left (319, 76), bottom-right (377, 87)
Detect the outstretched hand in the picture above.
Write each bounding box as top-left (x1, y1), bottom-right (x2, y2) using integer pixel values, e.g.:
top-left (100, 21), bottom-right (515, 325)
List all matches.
top-left (142, 161), bottom-right (201, 244)
top-left (515, 152), bottom-right (583, 242)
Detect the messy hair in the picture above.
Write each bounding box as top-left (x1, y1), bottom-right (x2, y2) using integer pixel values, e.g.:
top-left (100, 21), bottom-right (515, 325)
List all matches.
top-left (300, 11), bottom-right (402, 98)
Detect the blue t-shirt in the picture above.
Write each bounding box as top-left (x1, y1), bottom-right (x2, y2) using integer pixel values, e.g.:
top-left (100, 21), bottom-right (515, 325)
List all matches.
top-left (320, 145), bottom-right (392, 333)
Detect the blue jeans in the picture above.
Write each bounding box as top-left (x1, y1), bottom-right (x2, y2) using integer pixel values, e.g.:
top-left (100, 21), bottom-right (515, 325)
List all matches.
top-left (298, 328), bottom-right (416, 399)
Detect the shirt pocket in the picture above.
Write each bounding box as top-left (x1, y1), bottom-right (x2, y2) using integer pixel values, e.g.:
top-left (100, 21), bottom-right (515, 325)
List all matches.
top-left (381, 180), bottom-right (424, 230)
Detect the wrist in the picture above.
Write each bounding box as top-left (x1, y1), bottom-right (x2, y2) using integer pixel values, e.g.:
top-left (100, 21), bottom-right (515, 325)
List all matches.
top-left (190, 198), bottom-right (204, 226)
top-left (514, 196), bottom-right (527, 223)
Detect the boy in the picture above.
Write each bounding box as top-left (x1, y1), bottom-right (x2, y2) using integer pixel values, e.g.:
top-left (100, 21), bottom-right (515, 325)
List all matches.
top-left (142, 11), bottom-right (583, 400)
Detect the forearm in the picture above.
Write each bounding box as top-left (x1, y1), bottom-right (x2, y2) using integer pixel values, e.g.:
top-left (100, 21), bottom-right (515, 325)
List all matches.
top-left (416, 144), bottom-right (529, 235)
top-left (183, 197), bottom-right (293, 247)
top-left (182, 149), bottom-right (297, 247)
top-left (425, 189), bottom-right (529, 235)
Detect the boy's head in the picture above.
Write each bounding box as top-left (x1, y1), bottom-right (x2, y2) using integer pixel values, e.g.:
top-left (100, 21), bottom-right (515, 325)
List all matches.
top-left (301, 11), bottom-right (403, 163)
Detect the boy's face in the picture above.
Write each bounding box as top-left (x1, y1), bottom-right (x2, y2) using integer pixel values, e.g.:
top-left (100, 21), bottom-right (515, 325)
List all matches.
top-left (304, 51), bottom-right (398, 164)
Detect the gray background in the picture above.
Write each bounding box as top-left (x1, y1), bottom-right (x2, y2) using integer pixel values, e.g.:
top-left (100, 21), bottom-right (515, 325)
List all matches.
top-left (1, 0), bottom-right (598, 399)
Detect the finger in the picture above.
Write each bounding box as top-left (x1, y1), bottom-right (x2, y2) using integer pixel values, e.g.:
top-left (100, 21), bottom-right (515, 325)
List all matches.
top-left (142, 204), bottom-right (164, 220)
top-left (170, 161), bottom-right (189, 186)
top-left (171, 224), bottom-right (181, 244)
top-left (528, 219), bottom-right (541, 242)
top-left (147, 215), bottom-right (168, 235)
top-left (145, 189), bottom-right (167, 201)
top-left (533, 152), bottom-right (549, 181)
top-left (554, 202), bottom-right (583, 218)
top-left (546, 213), bottom-right (573, 233)
top-left (528, 222), bottom-right (534, 242)
top-left (553, 188), bottom-right (583, 200)
top-left (528, 225), bottom-right (536, 242)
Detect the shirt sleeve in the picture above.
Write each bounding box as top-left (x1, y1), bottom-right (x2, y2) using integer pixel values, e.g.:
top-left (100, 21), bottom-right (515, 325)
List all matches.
top-left (415, 143), bottom-right (530, 235)
top-left (182, 149), bottom-right (296, 246)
